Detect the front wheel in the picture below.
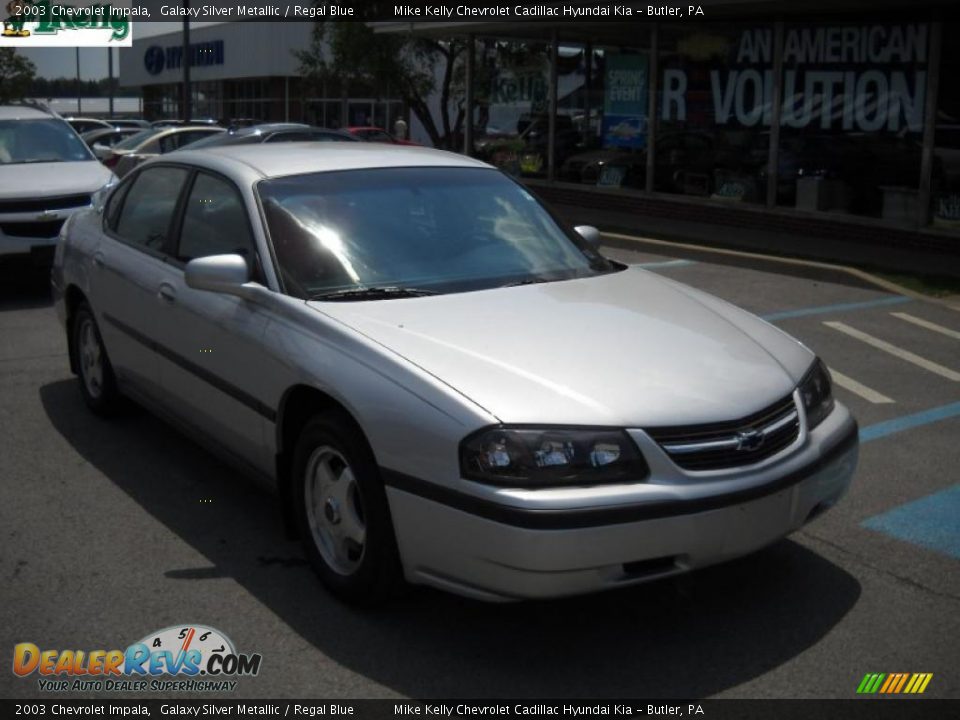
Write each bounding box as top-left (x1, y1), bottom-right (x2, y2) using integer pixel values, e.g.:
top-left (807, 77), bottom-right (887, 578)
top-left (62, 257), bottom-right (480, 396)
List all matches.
top-left (292, 413), bottom-right (403, 604)
top-left (71, 302), bottom-right (122, 415)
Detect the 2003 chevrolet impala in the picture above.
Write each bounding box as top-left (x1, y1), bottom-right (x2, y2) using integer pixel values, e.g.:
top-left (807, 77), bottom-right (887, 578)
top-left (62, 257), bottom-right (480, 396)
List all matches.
top-left (52, 143), bottom-right (858, 603)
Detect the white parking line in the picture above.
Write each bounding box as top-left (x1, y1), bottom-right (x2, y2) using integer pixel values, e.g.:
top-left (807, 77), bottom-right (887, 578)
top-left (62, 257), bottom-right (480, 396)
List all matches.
top-left (828, 367), bottom-right (895, 404)
top-left (824, 321), bottom-right (960, 382)
top-left (890, 312), bottom-right (960, 341)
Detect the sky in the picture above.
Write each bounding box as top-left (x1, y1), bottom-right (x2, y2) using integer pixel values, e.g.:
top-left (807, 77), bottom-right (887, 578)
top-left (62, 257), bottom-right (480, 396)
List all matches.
top-left (19, 22), bottom-right (224, 80)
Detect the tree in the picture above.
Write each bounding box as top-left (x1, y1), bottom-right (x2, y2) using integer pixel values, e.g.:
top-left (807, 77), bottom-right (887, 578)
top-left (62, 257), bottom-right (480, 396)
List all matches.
top-left (0, 48), bottom-right (36, 104)
top-left (296, 21), bottom-right (466, 149)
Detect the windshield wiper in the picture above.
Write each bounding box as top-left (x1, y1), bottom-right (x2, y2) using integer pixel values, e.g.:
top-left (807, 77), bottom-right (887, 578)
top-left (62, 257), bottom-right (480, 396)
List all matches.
top-left (501, 276), bottom-right (556, 288)
top-left (310, 286), bottom-right (439, 301)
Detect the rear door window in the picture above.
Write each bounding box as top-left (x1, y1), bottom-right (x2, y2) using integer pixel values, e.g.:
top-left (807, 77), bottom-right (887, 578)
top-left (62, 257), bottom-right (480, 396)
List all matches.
top-left (114, 166), bottom-right (189, 252)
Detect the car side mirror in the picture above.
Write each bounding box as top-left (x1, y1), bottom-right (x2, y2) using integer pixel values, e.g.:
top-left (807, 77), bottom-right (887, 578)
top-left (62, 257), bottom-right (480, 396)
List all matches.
top-left (185, 254), bottom-right (259, 299)
top-left (574, 225), bottom-right (602, 248)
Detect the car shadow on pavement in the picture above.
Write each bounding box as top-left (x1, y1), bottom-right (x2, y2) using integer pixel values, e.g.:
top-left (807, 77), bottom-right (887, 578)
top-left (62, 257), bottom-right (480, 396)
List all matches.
top-left (0, 262), bottom-right (53, 311)
top-left (40, 379), bottom-right (861, 699)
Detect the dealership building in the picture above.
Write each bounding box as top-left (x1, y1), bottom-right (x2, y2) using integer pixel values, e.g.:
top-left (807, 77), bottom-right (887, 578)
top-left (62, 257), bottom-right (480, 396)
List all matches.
top-left (119, 22), bottom-right (406, 132)
top-left (118, 5), bottom-right (960, 275)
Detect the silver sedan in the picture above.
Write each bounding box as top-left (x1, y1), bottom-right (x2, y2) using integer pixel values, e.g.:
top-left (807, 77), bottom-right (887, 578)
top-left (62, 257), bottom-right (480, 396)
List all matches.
top-left (51, 144), bottom-right (858, 603)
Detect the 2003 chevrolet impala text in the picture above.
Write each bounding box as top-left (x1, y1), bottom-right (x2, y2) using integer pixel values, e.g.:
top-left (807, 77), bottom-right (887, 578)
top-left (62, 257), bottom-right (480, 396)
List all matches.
top-left (51, 144), bottom-right (858, 603)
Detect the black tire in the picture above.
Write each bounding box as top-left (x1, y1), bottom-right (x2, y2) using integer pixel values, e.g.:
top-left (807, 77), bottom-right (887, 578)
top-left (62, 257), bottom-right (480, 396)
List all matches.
top-left (292, 412), bottom-right (403, 604)
top-left (71, 302), bottom-right (122, 416)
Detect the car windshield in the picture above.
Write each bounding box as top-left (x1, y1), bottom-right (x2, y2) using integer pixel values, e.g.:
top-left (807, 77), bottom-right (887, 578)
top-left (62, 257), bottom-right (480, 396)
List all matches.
top-left (113, 128), bottom-right (161, 151)
top-left (258, 167), bottom-right (616, 299)
top-left (0, 119), bottom-right (94, 164)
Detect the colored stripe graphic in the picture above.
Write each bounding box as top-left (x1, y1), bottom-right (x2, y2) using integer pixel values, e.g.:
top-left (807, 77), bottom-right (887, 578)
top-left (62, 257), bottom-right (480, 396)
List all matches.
top-left (857, 673), bottom-right (933, 694)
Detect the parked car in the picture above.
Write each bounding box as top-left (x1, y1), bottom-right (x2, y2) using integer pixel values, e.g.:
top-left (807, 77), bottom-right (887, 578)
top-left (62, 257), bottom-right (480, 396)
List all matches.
top-left (107, 118), bottom-right (151, 130)
top-left (63, 117), bottom-right (114, 135)
top-left (346, 126), bottom-right (417, 145)
top-left (80, 127), bottom-right (144, 161)
top-left (223, 118), bottom-right (264, 129)
top-left (102, 125), bottom-right (225, 177)
top-left (560, 147), bottom-right (647, 188)
top-left (185, 123), bottom-right (356, 150)
top-left (51, 143), bottom-right (858, 604)
top-left (0, 104), bottom-right (115, 266)
top-left (150, 118), bottom-right (220, 129)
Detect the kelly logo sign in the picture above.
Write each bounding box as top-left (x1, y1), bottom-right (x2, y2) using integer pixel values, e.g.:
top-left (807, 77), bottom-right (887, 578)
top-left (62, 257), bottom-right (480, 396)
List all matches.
top-left (1, 0), bottom-right (134, 46)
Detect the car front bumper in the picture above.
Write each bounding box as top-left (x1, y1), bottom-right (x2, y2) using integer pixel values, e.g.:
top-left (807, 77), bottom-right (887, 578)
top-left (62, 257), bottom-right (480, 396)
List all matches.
top-left (386, 404), bottom-right (858, 602)
top-left (0, 232), bottom-right (58, 263)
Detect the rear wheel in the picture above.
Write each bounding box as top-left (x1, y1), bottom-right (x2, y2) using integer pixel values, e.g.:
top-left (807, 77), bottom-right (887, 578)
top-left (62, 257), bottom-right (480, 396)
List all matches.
top-left (71, 302), bottom-right (121, 415)
top-left (292, 413), bottom-right (403, 604)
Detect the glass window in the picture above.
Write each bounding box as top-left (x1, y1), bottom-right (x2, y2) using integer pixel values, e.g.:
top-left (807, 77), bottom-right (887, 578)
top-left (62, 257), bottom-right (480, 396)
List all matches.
top-left (115, 167), bottom-right (189, 251)
top-left (778, 22), bottom-right (928, 219)
top-left (932, 22), bottom-right (960, 231)
top-left (177, 173), bottom-right (256, 263)
top-left (104, 180), bottom-right (131, 231)
top-left (114, 128), bottom-right (161, 151)
top-left (258, 167), bottom-right (615, 299)
top-left (656, 25), bottom-right (772, 202)
top-left (0, 119), bottom-right (94, 165)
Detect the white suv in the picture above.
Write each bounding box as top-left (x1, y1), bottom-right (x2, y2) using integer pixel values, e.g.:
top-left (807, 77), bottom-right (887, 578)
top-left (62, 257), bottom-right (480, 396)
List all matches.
top-left (0, 104), bottom-right (116, 266)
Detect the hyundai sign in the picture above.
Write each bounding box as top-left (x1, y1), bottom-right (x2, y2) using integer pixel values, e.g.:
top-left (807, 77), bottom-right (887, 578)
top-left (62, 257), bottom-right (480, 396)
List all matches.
top-left (144, 39), bottom-right (225, 75)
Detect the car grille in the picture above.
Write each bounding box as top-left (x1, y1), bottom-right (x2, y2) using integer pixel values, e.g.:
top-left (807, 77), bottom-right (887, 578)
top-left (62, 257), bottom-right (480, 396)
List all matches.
top-left (0, 194), bottom-right (91, 214)
top-left (0, 220), bottom-right (65, 239)
top-left (645, 394), bottom-right (800, 471)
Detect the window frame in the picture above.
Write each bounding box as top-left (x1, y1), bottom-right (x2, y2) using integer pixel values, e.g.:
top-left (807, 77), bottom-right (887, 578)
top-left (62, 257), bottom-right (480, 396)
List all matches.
top-left (103, 163), bottom-right (192, 262)
top-left (167, 168), bottom-right (265, 284)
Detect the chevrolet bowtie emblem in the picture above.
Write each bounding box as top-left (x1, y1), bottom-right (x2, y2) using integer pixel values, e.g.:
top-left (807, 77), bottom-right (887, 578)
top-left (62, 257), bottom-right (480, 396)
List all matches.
top-left (736, 429), bottom-right (765, 451)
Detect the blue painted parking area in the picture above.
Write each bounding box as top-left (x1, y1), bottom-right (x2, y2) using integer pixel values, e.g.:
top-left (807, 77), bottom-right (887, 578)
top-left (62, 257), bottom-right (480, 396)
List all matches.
top-left (605, 241), bottom-right (960, 588)
top-left (862, 484), bottom-right (960, 560)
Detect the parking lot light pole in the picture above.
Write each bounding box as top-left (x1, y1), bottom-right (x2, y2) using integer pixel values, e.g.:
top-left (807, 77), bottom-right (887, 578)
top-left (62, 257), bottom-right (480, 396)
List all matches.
top-left (182, 6), bottom-right (191, 122)
top-left (75, 48), bottom-right (81, 116)
top-left (107, 48), bottom-right (114, 118)
top-left (464, 34), bottom-right (474, 156)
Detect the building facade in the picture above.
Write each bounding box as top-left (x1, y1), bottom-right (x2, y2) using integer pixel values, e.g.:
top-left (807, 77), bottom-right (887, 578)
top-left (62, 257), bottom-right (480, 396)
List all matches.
top-left (380, 4), bottom-right (960, 275)
top-left (120, 22), bottom-right (405, 130)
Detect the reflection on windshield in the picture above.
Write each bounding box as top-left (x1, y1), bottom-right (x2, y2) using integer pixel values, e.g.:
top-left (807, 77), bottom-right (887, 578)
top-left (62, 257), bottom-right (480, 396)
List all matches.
top-left (258, 167), bottom-right (614, 299)
top-left (113, 128), bottom-right (161, 151)
top-left (0, 119), bottom-right (94, 165)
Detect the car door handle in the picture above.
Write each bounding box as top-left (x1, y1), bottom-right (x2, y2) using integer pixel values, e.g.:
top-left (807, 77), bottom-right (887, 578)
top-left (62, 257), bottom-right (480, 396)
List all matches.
top-left (157, 283), bottom-right (176, 304)
top-left (92, 251), bottom-right (105, 269)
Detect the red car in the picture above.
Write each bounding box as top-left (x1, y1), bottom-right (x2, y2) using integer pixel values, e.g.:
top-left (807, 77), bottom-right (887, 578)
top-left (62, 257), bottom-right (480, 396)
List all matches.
top-left (346, 126), bottom-right (417, 145)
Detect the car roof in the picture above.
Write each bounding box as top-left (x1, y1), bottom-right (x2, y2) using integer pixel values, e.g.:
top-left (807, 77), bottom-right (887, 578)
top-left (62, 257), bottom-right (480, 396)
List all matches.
top-left (0, 105), bottom-right (56, 121)
top-left (234, 123), bottom-right (311, 134)
top-left (169, 142), bottom-right (491, 181)
top-left (157, 125), bottom-right (225, 136)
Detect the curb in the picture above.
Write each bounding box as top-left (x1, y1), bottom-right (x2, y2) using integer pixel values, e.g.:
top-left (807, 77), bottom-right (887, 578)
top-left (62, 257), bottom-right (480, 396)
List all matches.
top-left (600, 231), bottom-right (960, 313)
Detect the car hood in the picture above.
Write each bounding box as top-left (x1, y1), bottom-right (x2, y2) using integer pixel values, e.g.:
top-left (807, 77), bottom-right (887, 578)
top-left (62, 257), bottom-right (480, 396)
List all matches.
top-left (0, 161), bottom-right (113, 200)
top-left (308, 267), bottom-right (814, 427)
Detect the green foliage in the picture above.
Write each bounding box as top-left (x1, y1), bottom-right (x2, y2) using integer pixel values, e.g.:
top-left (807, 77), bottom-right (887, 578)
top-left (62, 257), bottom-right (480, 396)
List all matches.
top-left (25, 76), bottom-right (134, 99)
top-left (0, 48), bottom-right (36, 104)
top-left (297, 21), bottom-right (463, 148)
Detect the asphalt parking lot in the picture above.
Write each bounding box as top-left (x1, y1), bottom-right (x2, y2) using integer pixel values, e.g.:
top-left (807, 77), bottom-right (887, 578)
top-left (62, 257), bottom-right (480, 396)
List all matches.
top-left (1, 241), bottom-right (958, 700)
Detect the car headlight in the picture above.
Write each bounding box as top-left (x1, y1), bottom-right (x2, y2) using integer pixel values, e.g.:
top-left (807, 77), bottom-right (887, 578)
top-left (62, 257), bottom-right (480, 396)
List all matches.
top-left (460, 426), bottom-right (648, 487)
top-left (799, 358), bottom-right (835, 430)
top-left (91, 174), bottom-right (119, 213)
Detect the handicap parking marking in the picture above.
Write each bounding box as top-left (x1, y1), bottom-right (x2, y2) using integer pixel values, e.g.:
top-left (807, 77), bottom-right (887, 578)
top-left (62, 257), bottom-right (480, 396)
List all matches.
top-left (862, 484), bottom-right (960, 560)
top-left (858, 400), bottom-right (960, 442)
top-left (824, 321), bottom-right (960, 382)
top-left (828, 367), bottom-right (895, 404)
top-left (890, 312), bottom-right (960, 341)
top-left (760, 295), bottom-right (911, 322)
